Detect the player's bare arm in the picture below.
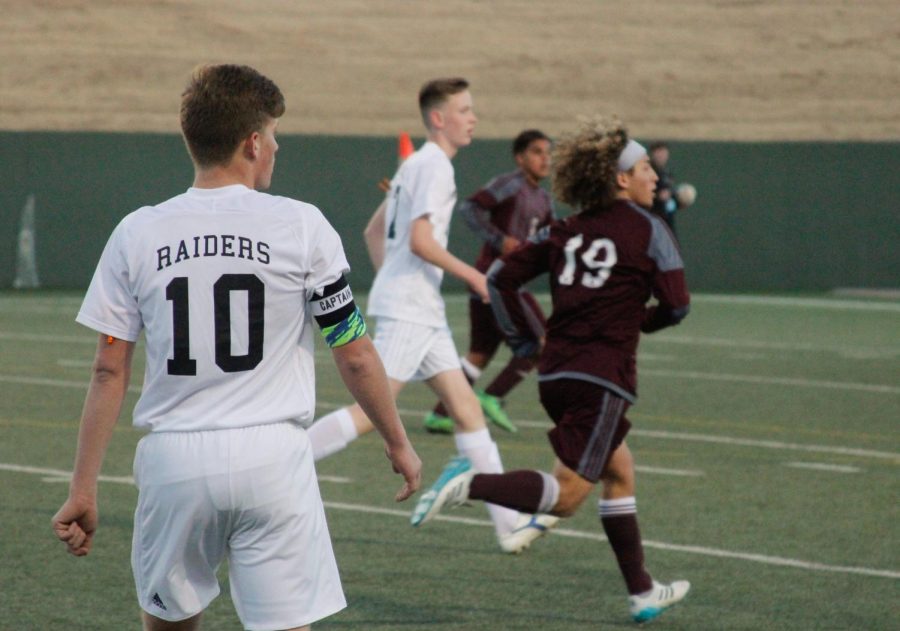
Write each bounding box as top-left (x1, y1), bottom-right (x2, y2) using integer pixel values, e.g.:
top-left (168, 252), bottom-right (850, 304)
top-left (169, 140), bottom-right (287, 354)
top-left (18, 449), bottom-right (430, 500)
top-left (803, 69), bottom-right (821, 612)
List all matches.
top-left (330, 336), bottom-right (422, 501)
top-left (408, 216), bottom-right (488, 302)
top-left (363, 200), bottom-right (387, 271)
top-left (52, 335), bottom-right (135, 556)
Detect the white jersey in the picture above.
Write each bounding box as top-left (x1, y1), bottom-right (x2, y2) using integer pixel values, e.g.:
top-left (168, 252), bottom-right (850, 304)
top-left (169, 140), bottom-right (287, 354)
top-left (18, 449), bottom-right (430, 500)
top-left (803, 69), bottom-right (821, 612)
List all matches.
top-left (77, 184), bottom-right (349, 432)
top-left (367, 141), bottom-right (456, 328)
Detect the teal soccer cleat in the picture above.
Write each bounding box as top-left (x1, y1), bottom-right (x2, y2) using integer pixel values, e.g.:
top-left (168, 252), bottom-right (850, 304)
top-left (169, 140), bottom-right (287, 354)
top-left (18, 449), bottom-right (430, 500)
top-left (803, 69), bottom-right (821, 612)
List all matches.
top-left (410, 456), bottom-right (474, 526)
top-left (628, 579), bottom-right (691, 623)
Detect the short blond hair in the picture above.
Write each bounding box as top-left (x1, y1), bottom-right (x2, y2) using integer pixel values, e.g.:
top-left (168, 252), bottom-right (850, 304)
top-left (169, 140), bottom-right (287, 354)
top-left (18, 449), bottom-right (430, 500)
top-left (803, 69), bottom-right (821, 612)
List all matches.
top-left (418, 77), bottom-right (469, 129)
top-left (552, 115), bottom-right (629, 213)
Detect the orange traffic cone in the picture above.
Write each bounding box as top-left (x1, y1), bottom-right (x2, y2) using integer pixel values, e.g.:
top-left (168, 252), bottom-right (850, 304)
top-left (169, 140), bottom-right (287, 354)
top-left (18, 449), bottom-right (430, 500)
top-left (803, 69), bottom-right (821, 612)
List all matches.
top-left (379, 132), bottom-right (416, 193)
top-left (397, 131), bottom-right (414, 163)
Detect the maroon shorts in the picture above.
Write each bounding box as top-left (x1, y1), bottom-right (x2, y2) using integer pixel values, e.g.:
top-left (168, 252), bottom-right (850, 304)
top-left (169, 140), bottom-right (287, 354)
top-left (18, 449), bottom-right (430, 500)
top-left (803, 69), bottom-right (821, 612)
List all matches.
top-left (468, 291), bottom-right (546, 357)
top-left (539, 379), bottom-right (632, 483)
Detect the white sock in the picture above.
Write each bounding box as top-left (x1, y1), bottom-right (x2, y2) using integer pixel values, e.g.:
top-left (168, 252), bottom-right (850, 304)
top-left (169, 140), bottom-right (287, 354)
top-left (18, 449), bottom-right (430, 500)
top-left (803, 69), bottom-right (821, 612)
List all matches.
top-left (454, 428), bottom-right (518, 535)
top-left (598, 496), bottom-right (637, 518)
top-left (537, 471), bottom-right (560, 514)
top-left (460, 356), bottom-right (483, 382)
top-left (308, 408), bottom-right (358, 462)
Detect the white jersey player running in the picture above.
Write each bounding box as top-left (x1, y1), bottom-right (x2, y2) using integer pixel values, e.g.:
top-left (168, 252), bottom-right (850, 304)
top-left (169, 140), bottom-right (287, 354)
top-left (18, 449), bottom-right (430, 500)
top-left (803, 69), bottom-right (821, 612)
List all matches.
top-left (51, 64), bottom-right (420, 631)
top-left (307, 77), bottom-right (558, 554)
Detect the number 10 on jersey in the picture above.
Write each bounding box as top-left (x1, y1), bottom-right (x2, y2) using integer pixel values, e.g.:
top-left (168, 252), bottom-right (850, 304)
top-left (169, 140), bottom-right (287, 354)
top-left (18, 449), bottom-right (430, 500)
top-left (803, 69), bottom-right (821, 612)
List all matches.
top-left (166, 274), bottom-right (265, 375)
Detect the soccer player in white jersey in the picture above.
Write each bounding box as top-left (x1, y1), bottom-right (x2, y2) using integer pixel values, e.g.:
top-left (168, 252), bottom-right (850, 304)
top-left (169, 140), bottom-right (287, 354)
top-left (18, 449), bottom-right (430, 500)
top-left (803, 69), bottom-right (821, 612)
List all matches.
top-left (307, 77), bottom-right (557, 554)
top-left (51, 64), bottom-right (421, 631)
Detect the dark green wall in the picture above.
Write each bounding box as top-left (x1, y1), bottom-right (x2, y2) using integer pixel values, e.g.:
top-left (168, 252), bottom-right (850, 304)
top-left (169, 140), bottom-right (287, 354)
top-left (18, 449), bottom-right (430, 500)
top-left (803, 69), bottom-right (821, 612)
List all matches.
top-left (3, 132), bottom-right (898, 291)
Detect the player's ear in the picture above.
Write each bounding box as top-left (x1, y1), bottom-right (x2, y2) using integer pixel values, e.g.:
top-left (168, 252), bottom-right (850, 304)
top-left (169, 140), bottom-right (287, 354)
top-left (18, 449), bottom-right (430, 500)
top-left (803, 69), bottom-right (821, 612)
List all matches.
top-left (428, 107), bottom-right (443, 131)
top-left (615, 170), bottom-right (630, 190)
top-left (243, 131), bottom-right (261, 160)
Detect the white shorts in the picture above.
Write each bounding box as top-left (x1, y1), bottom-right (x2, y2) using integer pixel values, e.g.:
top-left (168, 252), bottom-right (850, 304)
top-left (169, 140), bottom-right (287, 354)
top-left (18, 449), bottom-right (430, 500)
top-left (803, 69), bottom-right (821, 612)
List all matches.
top-left (372, 317), bottom-right (462, 382)
top-left (131, 422), bottom-right (346, 630)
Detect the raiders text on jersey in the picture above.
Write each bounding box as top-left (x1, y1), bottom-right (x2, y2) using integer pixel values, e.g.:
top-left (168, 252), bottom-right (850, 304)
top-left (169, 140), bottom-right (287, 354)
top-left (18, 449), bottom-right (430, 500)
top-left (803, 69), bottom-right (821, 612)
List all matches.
top-left (156, 234), bottom-right (270, 271)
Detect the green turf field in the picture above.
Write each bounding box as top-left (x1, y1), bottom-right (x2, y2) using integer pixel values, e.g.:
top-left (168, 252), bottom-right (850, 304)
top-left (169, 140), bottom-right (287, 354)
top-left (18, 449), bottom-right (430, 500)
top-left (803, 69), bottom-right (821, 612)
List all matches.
top-left (1, 291), bottom-right (897, 630)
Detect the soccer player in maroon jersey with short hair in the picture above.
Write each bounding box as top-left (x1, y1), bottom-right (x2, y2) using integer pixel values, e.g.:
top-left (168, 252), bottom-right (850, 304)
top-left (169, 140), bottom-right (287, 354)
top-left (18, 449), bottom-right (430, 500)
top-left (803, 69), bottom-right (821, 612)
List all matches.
top-left (411, 115), bottom-right (692, 624)
top-left (423, 129), bottom-right (555, 434)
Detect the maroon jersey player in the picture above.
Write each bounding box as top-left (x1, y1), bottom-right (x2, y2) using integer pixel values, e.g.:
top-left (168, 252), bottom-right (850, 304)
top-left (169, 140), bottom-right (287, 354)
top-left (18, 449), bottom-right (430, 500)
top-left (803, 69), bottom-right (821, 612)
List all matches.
top-left (423, 130), bottom-right (555, 434)
top-left (411, 116), bottom-right (692, 624)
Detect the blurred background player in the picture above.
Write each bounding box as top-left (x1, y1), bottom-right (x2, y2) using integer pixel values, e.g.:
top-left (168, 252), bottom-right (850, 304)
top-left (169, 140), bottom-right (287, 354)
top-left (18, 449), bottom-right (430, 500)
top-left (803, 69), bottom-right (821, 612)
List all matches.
top-left (411, 116), bottom-right (692, 623)
top-left (51, 64), bottom-right (420, 631)
top-left (307, 78), bottom-right (556, 553)
top-left (648, 141), bottom-right (696, 237)
top-left (423, 129), bottom-right (555, 435)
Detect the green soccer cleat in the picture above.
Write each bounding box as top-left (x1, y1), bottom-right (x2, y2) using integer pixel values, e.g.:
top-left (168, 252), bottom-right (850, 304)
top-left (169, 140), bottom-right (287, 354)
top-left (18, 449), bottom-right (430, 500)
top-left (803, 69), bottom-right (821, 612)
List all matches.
top-left (476, 390), bottom-right (517, 433)
top-left (423, 411), bottom-right (454, 434)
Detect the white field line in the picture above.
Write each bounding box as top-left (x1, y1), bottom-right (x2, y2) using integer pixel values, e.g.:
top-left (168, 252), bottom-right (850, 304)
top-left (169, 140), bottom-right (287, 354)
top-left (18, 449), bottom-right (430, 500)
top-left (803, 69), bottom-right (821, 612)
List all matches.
top-left (633, 465), bottom-right (703, 477)
top-left (323, 402), bottom-right (900, 462)
top-left (5, 292), bottom-right (898, 312)
top-left (6, 460), bottom-right (892, 580)
top-left (643, 334), bottom-right (898, 357)
top-left (439, 292), bottom-right (900, 313)
top-left (322, 501), bottom-right (900, 580)
top-left (627, 428), bottom-right (898, 462)
top-left (0, 463), bottom-right (350, 485)
top-left (784, 462), bottom-right (861, 474)
top-left (19, 365), bottom-right (896, 401)
top-left (0, 331), bottom-right (95, 344)
top-left (4, 326), bottom-right (896, 359)
top-left (0, 374), bottom-right (143, 393)
top-left (640, 368), bottom-right (900, 394)
top-left (689, 294), bottom-right (900, 313)
top-left (1, 385), bottom-right (895, 464)
top-left (57, 359), bottom-right (93, 368)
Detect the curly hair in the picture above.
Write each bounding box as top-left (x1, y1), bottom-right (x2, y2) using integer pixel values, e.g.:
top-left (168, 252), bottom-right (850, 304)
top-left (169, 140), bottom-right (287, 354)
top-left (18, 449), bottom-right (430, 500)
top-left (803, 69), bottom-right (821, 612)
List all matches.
top-left (551, 115), bottom-right (629, 213)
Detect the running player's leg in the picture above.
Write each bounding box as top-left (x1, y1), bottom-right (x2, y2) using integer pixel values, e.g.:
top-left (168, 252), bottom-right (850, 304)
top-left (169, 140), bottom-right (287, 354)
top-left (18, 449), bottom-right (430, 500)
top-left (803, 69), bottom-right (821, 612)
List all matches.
top-left (414, 379), bottom-right (617, 526)
top-left (427, 297), bottom-right (500, 428)
top-left (600, 440), bottom-right (690, 620)
top-left (425, 367), bottom-right (519, 536)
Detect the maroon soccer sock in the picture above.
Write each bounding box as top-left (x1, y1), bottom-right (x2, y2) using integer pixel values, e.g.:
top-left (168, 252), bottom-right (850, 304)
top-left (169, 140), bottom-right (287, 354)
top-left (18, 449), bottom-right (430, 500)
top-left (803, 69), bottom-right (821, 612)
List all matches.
top-left (599, 498), bottom-right (653, 595)
top-left (484, 356), bottom-right (536, 399)
top-left (432, 402), bottom-right (449, 417)
top-left (469, 470), bottom-right (545, 513)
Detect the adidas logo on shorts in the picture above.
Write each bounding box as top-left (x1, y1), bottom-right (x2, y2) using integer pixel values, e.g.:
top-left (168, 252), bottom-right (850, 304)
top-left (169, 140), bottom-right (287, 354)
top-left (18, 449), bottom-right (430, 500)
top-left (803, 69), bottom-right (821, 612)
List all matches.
top-left (151, 592), bottom-right (168, 611)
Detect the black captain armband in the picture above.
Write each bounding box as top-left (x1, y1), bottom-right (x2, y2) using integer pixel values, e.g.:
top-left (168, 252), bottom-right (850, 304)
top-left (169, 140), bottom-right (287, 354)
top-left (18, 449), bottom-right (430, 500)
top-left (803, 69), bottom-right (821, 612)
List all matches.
top-left (310, 275), bottom-right (367, 348)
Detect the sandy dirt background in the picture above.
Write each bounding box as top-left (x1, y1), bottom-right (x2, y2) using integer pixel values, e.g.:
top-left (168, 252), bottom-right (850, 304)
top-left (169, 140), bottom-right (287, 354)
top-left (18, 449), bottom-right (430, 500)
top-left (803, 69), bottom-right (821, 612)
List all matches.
top-left (2, 1), bottom-right (898, 140)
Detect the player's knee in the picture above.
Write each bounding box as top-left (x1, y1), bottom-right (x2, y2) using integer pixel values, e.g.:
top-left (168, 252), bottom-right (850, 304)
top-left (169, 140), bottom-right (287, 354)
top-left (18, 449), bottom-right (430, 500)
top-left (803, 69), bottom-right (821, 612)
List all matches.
top-left (551, 498), bottom-right (581, 518)
top-left (552, 478), bottom-right (592, 517)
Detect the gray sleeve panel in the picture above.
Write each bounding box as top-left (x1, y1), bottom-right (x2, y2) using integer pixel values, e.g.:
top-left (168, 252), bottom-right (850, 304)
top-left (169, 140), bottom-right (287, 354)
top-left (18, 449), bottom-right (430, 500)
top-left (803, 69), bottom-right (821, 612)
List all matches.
top-left (635, 205), bottom-right (683, 272)
top-left (486, 259), bottom-right (518, 339)
top-left (486, 172), bottom-right (525, 202)
top-left (460, 198), bottom-right (499, 245)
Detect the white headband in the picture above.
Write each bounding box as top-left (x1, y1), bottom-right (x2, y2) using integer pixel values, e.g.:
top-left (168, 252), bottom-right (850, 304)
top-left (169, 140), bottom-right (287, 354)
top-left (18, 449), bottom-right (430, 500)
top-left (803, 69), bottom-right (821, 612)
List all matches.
top-left (617, 140), bottom-right (647, 171)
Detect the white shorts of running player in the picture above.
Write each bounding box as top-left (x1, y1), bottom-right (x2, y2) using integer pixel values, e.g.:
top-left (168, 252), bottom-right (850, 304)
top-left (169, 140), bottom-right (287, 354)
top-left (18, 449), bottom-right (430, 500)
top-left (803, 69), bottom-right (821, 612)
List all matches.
top-left (372, 317), bottom-right (462, 382)
top-left (131, 422), bottom-right (346, 630)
